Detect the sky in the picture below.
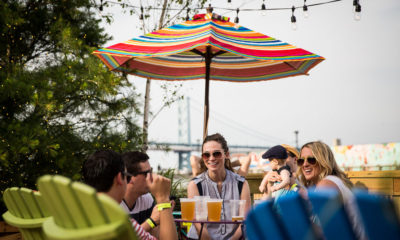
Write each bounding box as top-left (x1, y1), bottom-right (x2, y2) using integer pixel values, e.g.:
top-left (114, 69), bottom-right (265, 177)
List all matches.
top-left (99, 0), bottom-right (400, 149)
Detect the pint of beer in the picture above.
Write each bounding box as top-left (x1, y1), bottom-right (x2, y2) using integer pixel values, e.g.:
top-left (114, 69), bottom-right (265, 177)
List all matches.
top-left (207, 199), bottom-right (223, 221)
top-left (180, 198), bottom-right (196, 221)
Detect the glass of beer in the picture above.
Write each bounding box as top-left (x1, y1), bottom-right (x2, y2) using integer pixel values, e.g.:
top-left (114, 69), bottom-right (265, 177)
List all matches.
top-left (230, 199), bottom-right (246, 221)
top-left (207, 199), bottom-right (223, 221)
top-left (180, 198), bottom-right (196, 221)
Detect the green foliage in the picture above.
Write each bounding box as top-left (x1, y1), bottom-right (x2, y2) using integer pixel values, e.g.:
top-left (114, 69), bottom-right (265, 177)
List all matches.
top-left (157, 168), bottom-right (188, 199)
top-left (0, 0), bottom-right (144, 217)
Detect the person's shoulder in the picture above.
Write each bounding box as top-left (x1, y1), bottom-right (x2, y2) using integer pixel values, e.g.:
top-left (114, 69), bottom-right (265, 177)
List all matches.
top-left (138, 192), bottom-right (154, 202)
top-left (317, 177), bottom-right (340, 190)
top-left (229, 170), bottom-right (245, 182)
top-left (191, 172), bottom-right (206, 184)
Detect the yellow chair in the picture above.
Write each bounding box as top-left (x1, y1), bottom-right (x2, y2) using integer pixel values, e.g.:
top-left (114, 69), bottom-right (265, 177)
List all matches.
top-left (37, 175), bottom-right (138, 240)
top-left (2, 187), bottom-right (50, 240)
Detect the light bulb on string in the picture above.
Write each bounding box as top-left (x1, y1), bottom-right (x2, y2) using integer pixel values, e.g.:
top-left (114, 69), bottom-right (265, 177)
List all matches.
top-left (234, 8), bottom-right (239, 24)
top-left (228, 0), bottom-right (233, 8)
top-left (303, 0), bottom-right (309, 18)
top-left (261, 1), bottom-right (267, 16)
top-left (354, 3), bottom-right (361, 21)
top-left (291, 6), bottom-right (297, 30)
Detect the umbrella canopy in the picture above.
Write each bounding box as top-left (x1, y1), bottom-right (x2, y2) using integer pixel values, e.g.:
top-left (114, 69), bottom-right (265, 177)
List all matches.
top-left (93, 13), bottom-right (324, 139)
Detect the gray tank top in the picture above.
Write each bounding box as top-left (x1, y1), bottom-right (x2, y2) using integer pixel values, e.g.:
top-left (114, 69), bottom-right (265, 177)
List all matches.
top-left (188, 170), bottom-right (245, 240)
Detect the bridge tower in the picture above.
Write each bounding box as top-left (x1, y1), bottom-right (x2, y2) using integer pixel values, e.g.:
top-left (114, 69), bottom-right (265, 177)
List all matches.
top-left (177, 97), bottom-right (192, 172)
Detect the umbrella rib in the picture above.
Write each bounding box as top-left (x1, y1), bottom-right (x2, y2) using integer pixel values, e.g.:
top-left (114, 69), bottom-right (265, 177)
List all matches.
top-left (191, 48), bottom-right (205, 57)
top-left (211, 50), bottom-right (226, 58)
top-left (283, 61), bottom-right (310, 75)
top-left (190, 49), bottom-right (226, 59)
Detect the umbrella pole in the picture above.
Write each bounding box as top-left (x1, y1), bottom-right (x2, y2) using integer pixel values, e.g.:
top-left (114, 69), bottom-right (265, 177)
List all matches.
top-left (203, 46), bottom-right (212, 141)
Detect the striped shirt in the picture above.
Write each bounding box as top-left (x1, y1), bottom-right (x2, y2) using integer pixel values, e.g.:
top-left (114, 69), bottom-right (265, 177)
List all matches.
top-left (131, 218), bottom-right (157, 240)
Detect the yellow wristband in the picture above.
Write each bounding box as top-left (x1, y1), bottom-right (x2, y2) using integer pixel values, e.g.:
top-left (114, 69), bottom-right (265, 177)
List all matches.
top-left (146, 218), bottom-right (156, 229)
top-left (157, 202), bottom-right (172, 211)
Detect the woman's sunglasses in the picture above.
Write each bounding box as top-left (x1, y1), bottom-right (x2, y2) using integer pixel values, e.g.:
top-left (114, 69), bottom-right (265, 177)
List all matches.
top-left (201, 151), bottom-right (223, 160)
top-left (297, 157), bottom-right (317, 166)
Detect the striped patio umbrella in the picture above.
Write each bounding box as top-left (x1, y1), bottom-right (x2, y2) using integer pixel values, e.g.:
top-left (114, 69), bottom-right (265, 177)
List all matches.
top-left (93, 12), bottom-right (324, 139)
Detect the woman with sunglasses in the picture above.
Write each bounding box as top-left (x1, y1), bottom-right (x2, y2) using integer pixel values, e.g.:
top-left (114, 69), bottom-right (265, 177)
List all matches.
top-left (297, 141), bottom-right (366, 239)
top-left (187, 133), bottom-right (251, 240)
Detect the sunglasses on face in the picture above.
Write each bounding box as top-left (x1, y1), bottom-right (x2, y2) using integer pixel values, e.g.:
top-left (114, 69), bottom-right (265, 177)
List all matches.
top-left (124, 168), bottom-right (153, 182)
top-left (297, 157), bottom-right (317, 166)
top-left (201, 151), bottom-right (223, 160)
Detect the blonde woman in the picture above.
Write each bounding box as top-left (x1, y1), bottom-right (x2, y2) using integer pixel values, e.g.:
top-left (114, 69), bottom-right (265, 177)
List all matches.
top-left (297, 141), bottom-right (365, 239)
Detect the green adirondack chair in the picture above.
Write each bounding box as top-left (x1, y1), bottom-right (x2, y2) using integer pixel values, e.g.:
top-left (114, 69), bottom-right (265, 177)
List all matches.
top-left (37, 175), bottom-right (138, 240)
top-left (2, 187), bottom-right (50, 240)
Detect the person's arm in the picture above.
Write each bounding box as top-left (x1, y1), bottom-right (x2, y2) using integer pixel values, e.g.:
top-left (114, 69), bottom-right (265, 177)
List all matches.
top-left (187, 181), bottom-right (211, 240)
top-left (236, 154), bottom-right (252, 177)
top-left (231, 180), bottom-right (251, 240)
top-left (147, 174), bottom-right (177, 240)
top-left (140, 205), bottom-right (160, 236)
top-left (270, 170), bottom-right (290, 192)
top-left (190, 155), bottom-right (201, 177)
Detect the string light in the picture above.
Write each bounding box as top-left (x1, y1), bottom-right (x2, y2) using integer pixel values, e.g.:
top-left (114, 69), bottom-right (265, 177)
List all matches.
top-left (303, 0), bottom-right (309, 18)
top-left (353, 0), bottom-right (361, 21)
top-left (99, 0), bottom-right (103, 11)
top-left (261, 0), bottom-right (267, 16)
top-left (234, 8), bottom-right (239, 24)
top-left (139, 6), bottom-right (144, 20)
top-left (291, 6), bottom-right (297, 31)
top-left (227, 0), bottom-right (233, 8)
top-left (186, 8), bottom-right (190, 21)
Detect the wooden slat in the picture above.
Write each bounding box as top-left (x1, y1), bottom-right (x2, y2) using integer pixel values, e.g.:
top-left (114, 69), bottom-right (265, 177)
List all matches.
top-left (71, 181), bottom-right (109, 227)
top-left (19, 188), bottom-right (42, 219)
top-left (37, 175), bottom-right (71, 228)
top-left (3, 189), bottom-right (22, 218)
top-left (346, 170), bottom-right (400, 178)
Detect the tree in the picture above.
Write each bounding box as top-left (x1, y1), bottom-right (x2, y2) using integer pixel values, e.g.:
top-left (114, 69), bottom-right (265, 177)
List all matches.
top-left (0, 0), bottom-right (143, 215)
top-left (102, 0), bottom-right (207, 151)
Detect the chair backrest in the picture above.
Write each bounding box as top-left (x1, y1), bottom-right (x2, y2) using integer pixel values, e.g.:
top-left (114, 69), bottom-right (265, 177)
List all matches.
top-left (245, 199), bottom-right (289, 240)
top-left (308, 190), bottom-right (357, 240)
top-left (354, 190), bottom-right (400, 240)
top-left (37, 175), bottom-right (138, 240)
top-left (275, 192), bottom-right (320, 240)
top-left (2, 187), bottom-right (50, 240)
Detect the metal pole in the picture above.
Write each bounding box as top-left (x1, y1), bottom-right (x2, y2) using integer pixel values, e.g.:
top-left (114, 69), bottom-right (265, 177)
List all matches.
top-left (294, 130), bottom-right (299, 149)
top-left (203, 46), bottom-right (211, 140)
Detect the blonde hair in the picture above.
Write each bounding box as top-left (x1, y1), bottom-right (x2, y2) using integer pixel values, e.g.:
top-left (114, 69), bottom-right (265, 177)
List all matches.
top-left (199, 133), bottom-right (233, 174)
top-left (296, 141), bottom-right (352, 188)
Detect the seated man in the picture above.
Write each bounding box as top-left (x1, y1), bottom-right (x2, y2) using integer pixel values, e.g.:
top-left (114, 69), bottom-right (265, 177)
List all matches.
top-left (121, 151), bottom-right (160, 237)
top-left (82, 150), bottom-right (177, 240)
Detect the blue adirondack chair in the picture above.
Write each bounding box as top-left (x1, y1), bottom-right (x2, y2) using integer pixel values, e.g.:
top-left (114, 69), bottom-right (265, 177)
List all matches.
top-left (275, 192), bottom-right (321, 240)
top-left (354, 190), bottom-right (400, 240)
top-left (245, 199), bottom-right (289, 240)
top-left (308, 190), bottom-right (357, 240)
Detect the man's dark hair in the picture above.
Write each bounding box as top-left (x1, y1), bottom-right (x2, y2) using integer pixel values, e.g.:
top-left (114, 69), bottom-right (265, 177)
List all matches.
top-left (82, 150), bottom-right (124, 192)
top-left (122, 151), bottom-right (149, 173)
